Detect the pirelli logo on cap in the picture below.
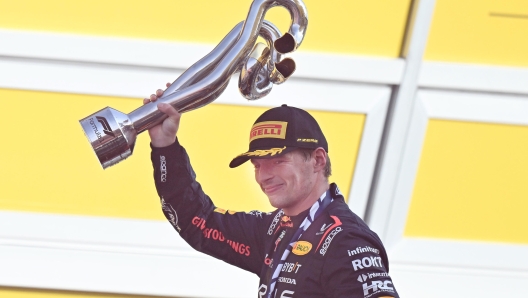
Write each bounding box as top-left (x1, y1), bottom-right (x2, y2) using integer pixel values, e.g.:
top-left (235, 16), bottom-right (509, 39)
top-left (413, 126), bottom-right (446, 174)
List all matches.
top-left (249, 121), bottom-right (287, 142)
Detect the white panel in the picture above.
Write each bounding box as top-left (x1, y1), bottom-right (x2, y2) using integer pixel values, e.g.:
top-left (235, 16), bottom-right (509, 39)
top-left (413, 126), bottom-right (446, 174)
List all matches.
top-left (392, 263), bottom-right (528, 298)
top-left (391, 238), bottom-right (528, 271)
top-left (0, 28), bottom-right (405, 85)
top-left (369, 89), bottom-right (528, 298)
top-left (0, 211), bottom-right (257, 298)
top-left (420, 61), bottom-right (528, 95)
top-left (421, 89), bottom-right (528, 126)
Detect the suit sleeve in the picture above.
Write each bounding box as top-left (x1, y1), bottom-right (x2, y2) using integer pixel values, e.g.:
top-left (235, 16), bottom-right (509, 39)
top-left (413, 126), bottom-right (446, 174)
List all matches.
top-left (320, 227), bottom-right (399, 298)
top-left (151, 138), bottom-right (269, 274)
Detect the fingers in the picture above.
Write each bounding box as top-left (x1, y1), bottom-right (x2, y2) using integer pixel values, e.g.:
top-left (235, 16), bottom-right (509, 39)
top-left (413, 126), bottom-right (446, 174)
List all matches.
top-left (143, 93), bottom-right (159, 105)
top-left (157, 102), bottom-right (181, 118)
top-left (143, 83), bottom-right (172, 105)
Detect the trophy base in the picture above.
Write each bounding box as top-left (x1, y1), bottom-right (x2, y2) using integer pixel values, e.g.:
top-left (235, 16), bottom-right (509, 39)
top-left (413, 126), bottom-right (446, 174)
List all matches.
top-left (79, 107), bottom-right (137, 169)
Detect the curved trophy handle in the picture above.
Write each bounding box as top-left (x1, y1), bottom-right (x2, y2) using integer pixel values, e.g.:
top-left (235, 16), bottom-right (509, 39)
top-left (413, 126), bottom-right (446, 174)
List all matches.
top-left (79, 0), bottom-right (308, 169)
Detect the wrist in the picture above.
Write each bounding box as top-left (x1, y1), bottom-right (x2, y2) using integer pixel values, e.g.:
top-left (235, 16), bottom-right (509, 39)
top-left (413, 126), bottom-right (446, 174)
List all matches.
top-left (151, 136), bottom-right (176, 148)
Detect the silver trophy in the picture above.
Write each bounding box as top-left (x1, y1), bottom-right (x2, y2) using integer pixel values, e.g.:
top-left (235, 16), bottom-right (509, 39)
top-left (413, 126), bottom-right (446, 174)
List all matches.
top-left (79, 0), bottom-right (307, 169)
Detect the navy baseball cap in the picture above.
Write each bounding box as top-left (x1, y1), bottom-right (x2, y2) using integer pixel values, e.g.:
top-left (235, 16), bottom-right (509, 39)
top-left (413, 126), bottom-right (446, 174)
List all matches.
top-left (229, 104), bottom-right (328, 168)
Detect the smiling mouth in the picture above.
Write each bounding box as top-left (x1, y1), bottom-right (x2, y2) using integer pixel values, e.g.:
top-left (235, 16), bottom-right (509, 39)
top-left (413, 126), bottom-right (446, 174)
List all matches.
top-left (263, 184), bottom-right (283, 194)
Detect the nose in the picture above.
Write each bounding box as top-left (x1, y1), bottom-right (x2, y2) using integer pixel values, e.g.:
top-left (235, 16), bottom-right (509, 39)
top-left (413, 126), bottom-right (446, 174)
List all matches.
top-left (255, 160), bottom-right (274, 184)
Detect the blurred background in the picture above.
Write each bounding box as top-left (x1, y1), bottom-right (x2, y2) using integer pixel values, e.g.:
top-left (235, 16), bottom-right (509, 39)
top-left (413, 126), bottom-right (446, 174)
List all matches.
top-left (0, 0), bottom-right (527, 297)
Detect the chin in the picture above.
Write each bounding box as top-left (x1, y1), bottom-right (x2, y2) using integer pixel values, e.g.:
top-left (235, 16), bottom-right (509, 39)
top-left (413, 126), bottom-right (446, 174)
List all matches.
top-left (266, 195), bottom-right (284, 209)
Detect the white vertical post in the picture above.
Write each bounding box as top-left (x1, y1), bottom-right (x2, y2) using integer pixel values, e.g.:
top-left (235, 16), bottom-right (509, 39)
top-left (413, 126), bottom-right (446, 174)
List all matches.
top-left (367, 0), bottom-right (437, 243)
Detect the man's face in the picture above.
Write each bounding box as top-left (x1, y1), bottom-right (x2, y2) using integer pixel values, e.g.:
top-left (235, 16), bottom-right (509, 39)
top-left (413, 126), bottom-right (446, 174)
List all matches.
top-left (251, 151), bottom-right (317, 213)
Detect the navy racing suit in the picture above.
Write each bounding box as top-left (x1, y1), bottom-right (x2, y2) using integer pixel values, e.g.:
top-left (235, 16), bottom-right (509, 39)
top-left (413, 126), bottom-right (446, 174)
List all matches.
top-left (151, 139), bottom-right (399, 298)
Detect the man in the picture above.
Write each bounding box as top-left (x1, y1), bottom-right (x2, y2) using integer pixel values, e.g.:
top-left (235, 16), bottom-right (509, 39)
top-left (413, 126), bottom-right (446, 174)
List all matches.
top-left (145, 88), bottom-right (398, 298)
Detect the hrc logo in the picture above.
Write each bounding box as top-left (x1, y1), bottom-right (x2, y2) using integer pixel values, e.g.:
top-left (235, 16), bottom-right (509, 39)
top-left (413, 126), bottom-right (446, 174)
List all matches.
top-left (249, 121), bottom-right (287, 142)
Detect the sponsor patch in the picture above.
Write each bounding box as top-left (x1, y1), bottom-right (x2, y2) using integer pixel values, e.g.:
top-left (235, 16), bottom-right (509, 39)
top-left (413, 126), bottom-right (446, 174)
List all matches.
top-left (348, 246), bottom-right (380, 256)
top-left (249, 121), bottom-right (287, 142)
top-left (268, 211), bottom-right (284, 235)
top-left (214, 207), bottom-right (227, 214)
top-left (296, 138), bottom-right (317, 143)
top-left (278, 277), bottom-right (297, 284)
top-left (281, 262), bottom-right (302, 273)
top-left (240, 147), bottom-right (286, 157)
top-left (352, 256), bottom-right (384, 271)
top-left (214, 208), bottom-right (237, 215)
top-left (357, 273), bottom-right (368, 283)
top-left (280, 215), bottom-right (293, 228)
top-left (361, 280), bottom-right (395, 297)
top-left (160, 156), bottom-right (167, 182)
top-left (274, 230), bottom-right (287, 252)
top-left (161, 197), bottom-right (180, 232)
top-left (191, 216), bottom-right (250, 256)
top-left (334, 185), bottom-right (343, 196)
top-left (316, 222), bottom-right (332, 235)
top-left (316, 216), bottom-right (343, 255)
top-left (291, 241), bottom-right (312, 256)
top-left (247, 210), bottom-right (267, 217)
top-left (319, 226), bottom-right (342, 255)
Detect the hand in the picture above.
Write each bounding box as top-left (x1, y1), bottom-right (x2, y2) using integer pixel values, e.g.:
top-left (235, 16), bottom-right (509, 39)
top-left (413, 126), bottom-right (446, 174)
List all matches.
top-left (143, 83), bottom-right (181, 148)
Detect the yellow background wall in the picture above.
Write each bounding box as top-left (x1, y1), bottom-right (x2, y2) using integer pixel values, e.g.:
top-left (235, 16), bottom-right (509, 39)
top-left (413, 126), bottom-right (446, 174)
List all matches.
top-left (405, 119), bottom-right (528, 244)
top-left (0, 88), bottom-right (364, 218)
top-left (425, 0), bottom-right (528, 67)
top-left (0, 0), bottom-right (412, 57)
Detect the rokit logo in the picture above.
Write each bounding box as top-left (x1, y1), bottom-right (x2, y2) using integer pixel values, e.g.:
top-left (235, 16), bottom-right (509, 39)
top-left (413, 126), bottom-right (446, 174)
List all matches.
top-left (95, 116), bottom-right (115, 137)
top-left (352, 256), bottom-right (384, 271)
top-left (160, 156), bottom-right (167, 182)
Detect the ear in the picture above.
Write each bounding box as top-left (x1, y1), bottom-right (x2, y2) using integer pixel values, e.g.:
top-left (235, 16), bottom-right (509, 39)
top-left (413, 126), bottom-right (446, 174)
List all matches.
top-left (312, 147), bottom-right (327, 173)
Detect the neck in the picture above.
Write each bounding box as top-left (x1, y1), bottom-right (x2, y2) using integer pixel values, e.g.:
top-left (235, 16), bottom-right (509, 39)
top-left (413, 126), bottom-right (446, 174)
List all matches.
top-left (283, 181), bottom-right (330, 216)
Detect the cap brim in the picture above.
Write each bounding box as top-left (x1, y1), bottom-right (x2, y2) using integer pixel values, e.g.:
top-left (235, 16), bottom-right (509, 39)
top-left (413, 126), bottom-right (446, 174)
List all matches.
top-left (229, 146), bottom-right (297, 168)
